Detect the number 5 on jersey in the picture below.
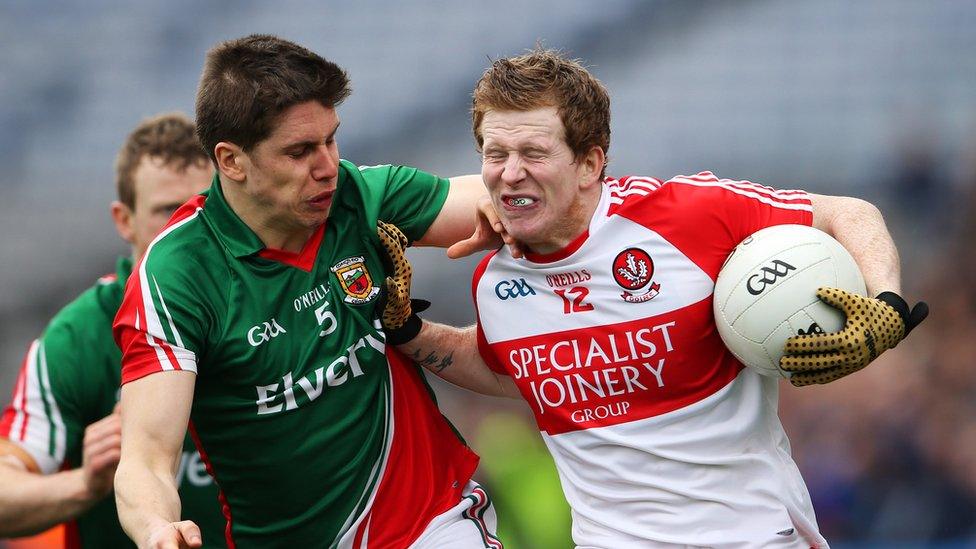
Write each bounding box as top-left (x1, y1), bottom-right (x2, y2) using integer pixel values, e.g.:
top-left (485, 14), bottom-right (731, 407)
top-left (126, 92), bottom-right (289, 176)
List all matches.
top-left (554, 287), bottom-right (594, 314)
top-left (316, 300), bottom-right (338, 336)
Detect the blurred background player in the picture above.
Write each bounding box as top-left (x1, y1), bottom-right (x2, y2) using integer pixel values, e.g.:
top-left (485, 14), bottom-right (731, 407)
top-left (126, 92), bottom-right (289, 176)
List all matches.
top-left (0, 113), bottom-right (225, 547)
top-left (386, 48), bottom-right (927, 548)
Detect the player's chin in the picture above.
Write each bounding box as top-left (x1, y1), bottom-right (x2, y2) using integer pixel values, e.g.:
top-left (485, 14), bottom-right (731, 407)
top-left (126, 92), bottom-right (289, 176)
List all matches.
top-left (505, 215), bottom-right (550, 240)
top-left (298, 209), bottom-right (330, 229)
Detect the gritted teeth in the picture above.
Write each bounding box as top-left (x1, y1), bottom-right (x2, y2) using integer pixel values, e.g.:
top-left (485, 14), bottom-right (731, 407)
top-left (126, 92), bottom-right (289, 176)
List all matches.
top-left (507, 197), bottom-right (537, 207)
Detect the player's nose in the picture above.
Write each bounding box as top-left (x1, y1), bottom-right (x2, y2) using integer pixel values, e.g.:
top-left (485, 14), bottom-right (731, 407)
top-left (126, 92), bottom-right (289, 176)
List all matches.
top-left (310, 145), bottom-right (339, 182)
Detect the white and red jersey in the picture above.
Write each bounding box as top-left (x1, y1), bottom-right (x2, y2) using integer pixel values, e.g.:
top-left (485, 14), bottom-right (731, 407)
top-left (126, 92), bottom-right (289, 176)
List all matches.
top-left (474, 172), bottom-right (828, 548)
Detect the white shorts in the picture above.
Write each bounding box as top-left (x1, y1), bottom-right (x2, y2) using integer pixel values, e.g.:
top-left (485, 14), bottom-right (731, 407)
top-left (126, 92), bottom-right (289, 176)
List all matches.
top-left (409, 480), bottom-right (503, 549)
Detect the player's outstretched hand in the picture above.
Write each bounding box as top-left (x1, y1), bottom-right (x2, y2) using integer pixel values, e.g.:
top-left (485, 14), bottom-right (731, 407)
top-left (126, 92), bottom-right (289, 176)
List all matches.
top-left (145, 520), bottom-right (202, 549)
top-left (447, 195), bottom-right (524, 259)
top-left (81, 405), bottom-right (122, 501)
top-left (377, 221), bottom-right (429, 345)
top-left (780, 288), bottom-right (928, 386)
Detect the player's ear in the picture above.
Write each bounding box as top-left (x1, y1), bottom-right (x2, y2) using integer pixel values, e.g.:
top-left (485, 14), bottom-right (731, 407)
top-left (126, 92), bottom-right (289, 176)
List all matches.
top-left (214, 142), bottom-right (246, 182)
top-left (110, 200), bottom-right (135, 245)
top-left (579, 145), bottom-right (605, 189)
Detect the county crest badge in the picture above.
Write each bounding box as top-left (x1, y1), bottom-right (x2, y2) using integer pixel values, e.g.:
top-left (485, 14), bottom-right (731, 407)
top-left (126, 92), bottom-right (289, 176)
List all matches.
top-left (331, 256), bottom-right (380, 304)
top-left (612, 247), bottom-right (661, 303)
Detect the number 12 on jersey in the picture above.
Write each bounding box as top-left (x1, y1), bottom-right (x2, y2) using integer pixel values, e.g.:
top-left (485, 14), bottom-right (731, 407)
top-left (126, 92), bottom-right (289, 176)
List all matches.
top-left (554, 287), bottom-right (594, 314)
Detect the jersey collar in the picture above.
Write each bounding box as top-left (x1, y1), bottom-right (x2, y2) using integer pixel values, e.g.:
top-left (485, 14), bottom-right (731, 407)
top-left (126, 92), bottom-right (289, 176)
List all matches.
top-left (204, 173), bottom-right (274, 259)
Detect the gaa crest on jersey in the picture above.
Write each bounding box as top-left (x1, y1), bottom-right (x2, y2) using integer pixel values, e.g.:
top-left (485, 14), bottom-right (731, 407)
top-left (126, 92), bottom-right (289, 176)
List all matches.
top-left (612, 247), bottom-right (661, 303)
top-left (331, 256), bottom-right (380, 304)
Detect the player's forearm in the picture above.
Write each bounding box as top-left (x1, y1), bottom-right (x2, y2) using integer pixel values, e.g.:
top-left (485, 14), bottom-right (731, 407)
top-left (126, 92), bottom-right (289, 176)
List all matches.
top-left (114, 459), bottom-right (183, 545)
top-left (397, 322), bottom-right (519, 398)
top-left (0, 464), bottom-right (100, 537)
top-left (416, 175), bottom-right (486, 248)
top-left (811, 194), bottom-right (901, 295)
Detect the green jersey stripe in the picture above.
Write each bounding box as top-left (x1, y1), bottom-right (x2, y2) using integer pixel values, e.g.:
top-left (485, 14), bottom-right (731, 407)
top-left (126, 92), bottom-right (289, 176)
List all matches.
top-left (151, 274), bottom-right (185, 349)
top-left (137, 210), bottom-right (201, 351)
top-left (35, 343), bottom-right (64, 459)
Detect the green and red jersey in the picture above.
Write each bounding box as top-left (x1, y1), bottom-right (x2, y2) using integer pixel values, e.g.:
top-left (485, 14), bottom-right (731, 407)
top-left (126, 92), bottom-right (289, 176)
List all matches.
top-left (114, 161), bottom-right (480, 548)
top-left (1, 258), bottom-right (225, 548)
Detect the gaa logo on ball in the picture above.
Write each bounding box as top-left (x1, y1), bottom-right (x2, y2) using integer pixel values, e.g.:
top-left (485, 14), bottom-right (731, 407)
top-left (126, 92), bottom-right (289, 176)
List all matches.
top-left (712, 225), bottom-right (867, 378)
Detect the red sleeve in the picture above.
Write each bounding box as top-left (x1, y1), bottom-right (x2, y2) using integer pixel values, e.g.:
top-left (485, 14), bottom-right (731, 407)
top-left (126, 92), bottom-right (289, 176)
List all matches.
top-left (617, 172), bottom-right (813, 280)
top-left (114, 268), bottom-right (198, 384)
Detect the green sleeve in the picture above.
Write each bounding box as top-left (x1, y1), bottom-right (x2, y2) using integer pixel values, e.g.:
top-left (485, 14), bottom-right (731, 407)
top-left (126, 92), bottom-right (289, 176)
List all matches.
top-left (353, 163), bottom-right (450, 243)
top-left (38, 317), bottom-right (111, 468)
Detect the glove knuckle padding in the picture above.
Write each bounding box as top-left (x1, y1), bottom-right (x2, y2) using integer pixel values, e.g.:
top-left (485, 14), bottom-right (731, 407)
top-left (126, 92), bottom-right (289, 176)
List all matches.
top-left (377, 221), bottom-right (413, 330)
top-left (782, 287), bottom-right (920, 386)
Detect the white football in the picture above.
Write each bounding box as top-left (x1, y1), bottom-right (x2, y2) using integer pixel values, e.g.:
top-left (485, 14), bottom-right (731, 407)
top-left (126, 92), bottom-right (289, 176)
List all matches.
top-left (713, 224), bottom-right (867, 378)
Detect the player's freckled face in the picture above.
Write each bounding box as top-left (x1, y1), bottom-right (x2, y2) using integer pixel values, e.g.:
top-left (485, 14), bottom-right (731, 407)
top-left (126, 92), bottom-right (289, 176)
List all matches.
top-left (480, 106), bottom-right (592, 255)
top-left (243, 101), bottom-right (342, 234)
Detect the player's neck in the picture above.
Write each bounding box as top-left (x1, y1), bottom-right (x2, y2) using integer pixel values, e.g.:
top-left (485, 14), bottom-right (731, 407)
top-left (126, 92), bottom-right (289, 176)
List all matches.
top-left (223, 183), bottom-right (316, 253)
top-left (250, 221), bottom-right (316, 253)
top-left (525, 188), bottom-right (600, 255)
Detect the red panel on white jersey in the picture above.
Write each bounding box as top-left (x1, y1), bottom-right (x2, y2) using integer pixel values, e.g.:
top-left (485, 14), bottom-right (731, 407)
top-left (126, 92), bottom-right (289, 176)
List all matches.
top-left (492, 298), bottom-right (741, 435)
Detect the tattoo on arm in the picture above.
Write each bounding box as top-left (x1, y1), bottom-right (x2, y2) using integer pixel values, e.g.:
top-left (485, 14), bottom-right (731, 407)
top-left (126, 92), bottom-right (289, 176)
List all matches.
top-left (409, 348), bottom-right (454, 373)
top-left (435, 353), bottom-right (453, 373)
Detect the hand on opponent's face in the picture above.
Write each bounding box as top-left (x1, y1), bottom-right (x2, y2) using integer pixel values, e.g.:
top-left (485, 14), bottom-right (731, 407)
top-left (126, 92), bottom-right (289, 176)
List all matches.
top-left (446, 195), bottom-right (524, 259)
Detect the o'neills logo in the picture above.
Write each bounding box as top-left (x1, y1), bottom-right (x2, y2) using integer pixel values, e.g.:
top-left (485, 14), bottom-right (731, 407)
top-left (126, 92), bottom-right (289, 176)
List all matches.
top-left (612, 248), bottom-right (660, 303)
top-left (545, 269), bottom-right (592, 288)
top-left (331, 256), bottom-right (380, 304)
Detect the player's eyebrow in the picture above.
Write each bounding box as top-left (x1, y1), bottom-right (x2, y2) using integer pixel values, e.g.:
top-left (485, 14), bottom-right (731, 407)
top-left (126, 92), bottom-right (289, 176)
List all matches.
top-left (282, 122), bottom-right (341, 151)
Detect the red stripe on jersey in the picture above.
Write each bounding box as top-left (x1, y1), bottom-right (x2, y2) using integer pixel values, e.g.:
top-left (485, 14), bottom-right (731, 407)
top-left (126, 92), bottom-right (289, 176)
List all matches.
top-left (65, 519), bottom-right (80, 549)
top-left (257, 222), bottom-right (325, 272)
top-left (16, 350), bottom-right (31, 441)
top-left (168, 194), bottom-right (207, 229)
top-left (154, 335), bottom-right (184, 371)
top-left (485, 298), bottom-right (742, 436)
top-left (116, 284), bottom-right (174, 384)
top-left (352, 515), bottom-right (368, 548)
top-left (117, 331), bottom-right (175, 384)
top-left (188, 421), bottom-right (236, 549)
top-left (523, 229), bottom-right (589, 264)
top-left (462, 487), bottom-right (503, 549)
top-left (0, 353), bottom-right (30, 439)
top-left (359, 349), bottom-right (479, 547)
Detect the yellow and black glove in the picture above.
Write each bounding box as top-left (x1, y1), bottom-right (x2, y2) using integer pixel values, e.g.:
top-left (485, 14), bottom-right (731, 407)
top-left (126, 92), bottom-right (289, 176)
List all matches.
top-left (376, 220), bottom-right (429, 345)
top-left (780, 288), bottom-right (928, 386)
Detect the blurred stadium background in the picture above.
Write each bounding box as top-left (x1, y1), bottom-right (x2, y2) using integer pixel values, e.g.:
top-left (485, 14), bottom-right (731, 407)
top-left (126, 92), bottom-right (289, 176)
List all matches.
top-left (2, 0), bottom-right (975, 547)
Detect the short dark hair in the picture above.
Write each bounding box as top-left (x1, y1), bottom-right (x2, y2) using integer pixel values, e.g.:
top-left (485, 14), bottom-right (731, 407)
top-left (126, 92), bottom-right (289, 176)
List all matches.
top-left (115, 112), bottom-right (208, 209)
top-left (195, 34), bottom-right (351, 162)
top-left (472, 47), bottom-right (611, 178)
